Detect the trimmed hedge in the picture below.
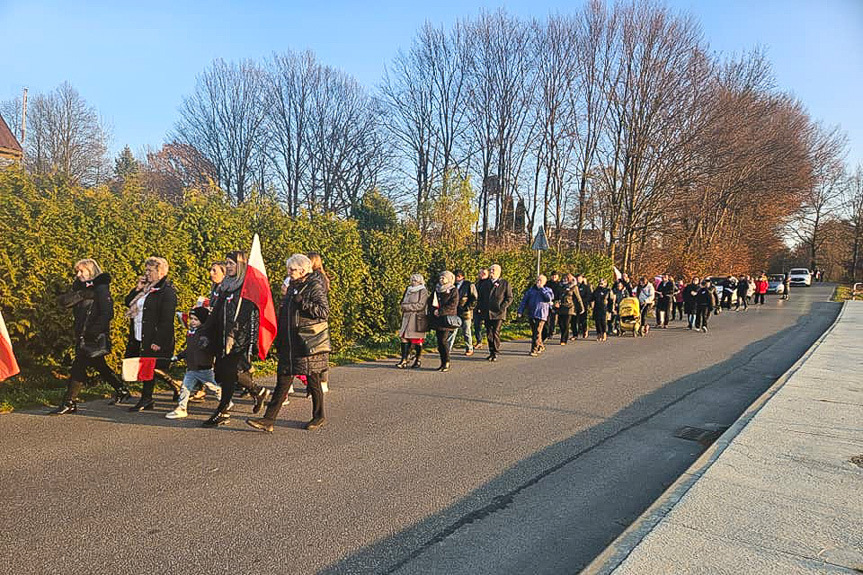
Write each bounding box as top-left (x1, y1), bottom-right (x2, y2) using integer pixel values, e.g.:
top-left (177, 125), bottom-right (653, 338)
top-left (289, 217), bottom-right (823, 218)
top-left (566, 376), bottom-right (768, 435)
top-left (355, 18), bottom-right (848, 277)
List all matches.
top-left (0, 169), bottom-right (612, 372)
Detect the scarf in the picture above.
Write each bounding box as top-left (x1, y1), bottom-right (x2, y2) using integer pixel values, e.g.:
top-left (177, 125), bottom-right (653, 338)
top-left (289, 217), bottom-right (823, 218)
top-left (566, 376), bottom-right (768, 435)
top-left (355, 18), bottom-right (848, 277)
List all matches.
top-left (406, 283), bottom-right (426, 294)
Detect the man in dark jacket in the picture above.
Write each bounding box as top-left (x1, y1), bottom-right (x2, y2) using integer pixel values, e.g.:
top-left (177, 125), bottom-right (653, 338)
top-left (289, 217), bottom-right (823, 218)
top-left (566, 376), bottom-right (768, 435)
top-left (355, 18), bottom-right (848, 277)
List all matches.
top-left (476, 264), bottom-right (513, 361)
top-left (473, 268), bottom-right (490, 349)
top-left (695, 279), bottom-right (719, 333)
top-left (736, 276), bottom-right (749, 310)
top-left (447, 270), bottom-right (478, 356)
top-left (682, 277), bottom-right (700, 330)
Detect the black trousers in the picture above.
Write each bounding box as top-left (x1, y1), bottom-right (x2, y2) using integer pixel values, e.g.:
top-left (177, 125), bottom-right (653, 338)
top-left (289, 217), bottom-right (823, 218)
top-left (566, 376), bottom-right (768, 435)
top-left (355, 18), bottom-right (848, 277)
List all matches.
top-left (672, 301), bottom-right (684, 320)
top-left (69, 352), bottom-right (122, 390)
top-left (736, 293), bottom-right (747, 310)
top-left (558, 313), bottom-right (571, 342)
top-left (576, 312), bottom-right (589, 337)
top-left (215, 354), bottom-right (258, 412)
top-left (484, 319), bottom-right (503, 356)
top-left (543, 309), bottom-right (557, 341)
top-left (656, 298), bottom-right (672, 325)
top-left (755, 293), bottom-right (765, 305)
top-left (594, 311), bottom-right (608, 337)
top-left (436, 328), bottom-right (453, 365)
top-left (267, 372), bottom-right (324, 422)
top-left (696, 305), bottom-right (711, 329)
top-left (529, 318), bottom-right (546, 351)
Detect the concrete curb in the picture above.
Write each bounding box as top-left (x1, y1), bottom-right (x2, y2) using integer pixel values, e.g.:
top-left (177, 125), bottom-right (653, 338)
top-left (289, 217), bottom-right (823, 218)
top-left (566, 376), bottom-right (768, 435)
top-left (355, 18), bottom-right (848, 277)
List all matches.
top-left (579, 301), bottom-right (849, 575)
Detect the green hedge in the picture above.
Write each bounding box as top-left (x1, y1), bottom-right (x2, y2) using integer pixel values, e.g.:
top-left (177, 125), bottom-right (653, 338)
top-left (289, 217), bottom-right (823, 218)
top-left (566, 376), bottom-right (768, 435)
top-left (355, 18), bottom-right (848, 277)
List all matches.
top-left (0, 169), bottom-right (613, 373)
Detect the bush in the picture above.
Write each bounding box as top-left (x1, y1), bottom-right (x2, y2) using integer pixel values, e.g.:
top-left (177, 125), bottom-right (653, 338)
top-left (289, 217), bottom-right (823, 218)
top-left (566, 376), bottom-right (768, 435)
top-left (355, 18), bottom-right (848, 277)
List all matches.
top-left (0, 169), bottom-right (612, 376)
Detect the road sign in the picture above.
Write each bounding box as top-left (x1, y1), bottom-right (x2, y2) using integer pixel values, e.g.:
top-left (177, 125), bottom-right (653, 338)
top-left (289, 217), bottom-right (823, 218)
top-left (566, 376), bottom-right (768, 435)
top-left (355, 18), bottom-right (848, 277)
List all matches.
top-left (531, 226), bottom-right (549, 251)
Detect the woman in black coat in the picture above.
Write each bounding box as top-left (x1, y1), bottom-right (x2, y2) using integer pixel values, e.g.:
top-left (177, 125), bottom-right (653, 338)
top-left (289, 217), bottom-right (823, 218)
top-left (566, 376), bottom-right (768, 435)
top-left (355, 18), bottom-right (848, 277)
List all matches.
top-left (247, 253), bottom-right (330, 432)
top-left (592, 279), bottom-right (613, 342)
top-left (682, 277), bottom-right (700, 330)
top-left (51, 259), bottom-right (130, 415)
top-left (430, 270), bottom-right (459, 372)
top-left (200, 250), bottom-right (269, 427)
top-left (126, 257), bottom-right (179, 412)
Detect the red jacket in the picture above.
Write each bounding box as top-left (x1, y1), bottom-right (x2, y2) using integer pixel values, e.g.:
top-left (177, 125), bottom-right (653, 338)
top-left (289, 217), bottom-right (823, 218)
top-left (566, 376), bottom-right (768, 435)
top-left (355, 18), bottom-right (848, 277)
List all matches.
top-left (755, 279), bottom-right (768, 294)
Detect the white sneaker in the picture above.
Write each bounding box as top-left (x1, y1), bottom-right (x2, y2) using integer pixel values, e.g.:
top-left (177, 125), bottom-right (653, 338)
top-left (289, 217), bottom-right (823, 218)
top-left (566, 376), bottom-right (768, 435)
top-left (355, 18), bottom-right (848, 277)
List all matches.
top-left (322, 380), bottom-right (329, 393)
top-left (166, 408), bottom-right (187, 419)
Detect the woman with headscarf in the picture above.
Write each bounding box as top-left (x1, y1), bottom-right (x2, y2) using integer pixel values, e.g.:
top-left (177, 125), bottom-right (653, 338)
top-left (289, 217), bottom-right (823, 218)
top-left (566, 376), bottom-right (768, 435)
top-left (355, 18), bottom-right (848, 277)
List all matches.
top-left (396, 274), bottom-right (429, 369)
top-left (126, 257), bottom-right (179, 412)
top-left (247, 254), bottom-right (330, 432)
top-left (430, 270), bottom-right (459, 372)
top-left (51, 259), bottom-right (130, 414)
top-left (199, 250), bottom-right (269, 427)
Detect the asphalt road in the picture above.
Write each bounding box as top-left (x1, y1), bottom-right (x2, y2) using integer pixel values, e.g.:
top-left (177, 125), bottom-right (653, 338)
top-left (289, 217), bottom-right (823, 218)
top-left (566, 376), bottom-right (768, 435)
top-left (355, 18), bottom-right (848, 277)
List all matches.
top-left (0, 284), bottom-right (840, 575)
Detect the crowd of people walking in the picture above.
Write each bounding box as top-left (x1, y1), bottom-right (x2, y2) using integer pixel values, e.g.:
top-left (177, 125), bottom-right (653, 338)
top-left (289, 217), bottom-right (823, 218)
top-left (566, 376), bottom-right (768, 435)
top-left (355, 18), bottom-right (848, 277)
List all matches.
top-left (51, 253), bottom-right (788, 433)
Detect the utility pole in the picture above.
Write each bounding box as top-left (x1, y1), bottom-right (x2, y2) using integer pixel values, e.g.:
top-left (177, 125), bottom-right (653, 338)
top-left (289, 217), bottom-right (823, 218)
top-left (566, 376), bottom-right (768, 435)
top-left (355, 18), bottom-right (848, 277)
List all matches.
top-left (21, 87), bottom-right (27, 144)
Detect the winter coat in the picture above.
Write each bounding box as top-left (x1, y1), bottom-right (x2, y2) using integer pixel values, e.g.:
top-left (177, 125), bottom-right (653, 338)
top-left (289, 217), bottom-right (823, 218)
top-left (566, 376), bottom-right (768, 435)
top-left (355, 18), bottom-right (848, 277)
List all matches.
top-left (657, 281), bottom-right (676, 306)
top-left (517, 285), bottom-right (554, 321)
top-left (578, 282), bottom-right (594, 312)
top-left (591, 286), bottom-right (613, 320)
top-left (683, 283), bottom-right (700, 314)
top-left (124, 276), bottom-right (177, 358)
top-left (555, 282), bottom-right (583, 316)
top-left (637, 283), bottom-right (656, 306)
top-left (737, 279), bottom-right (749, 297)
top-left (275, 272), bottom-right (330, 376)
top-left (477, 277), bottom-right (513, 321)
top-left (455, 280), bottom-right (478, 321)
top-left (66, 273), bottom-right (114, 347)
top-left (430, 285), bottom-right (459, 330)
top-left (177, 328), bottom-right (215, 371)
top-left (611, 286), bottom-right (628, 311)
top-left (399, 286), bottom-right (429, 339)
top-left (755, 278), bottom-right (768, 295)
top-left (201, 284), bottom-right (259, 369)
top-left (696, 286), bottom-right (719, 308)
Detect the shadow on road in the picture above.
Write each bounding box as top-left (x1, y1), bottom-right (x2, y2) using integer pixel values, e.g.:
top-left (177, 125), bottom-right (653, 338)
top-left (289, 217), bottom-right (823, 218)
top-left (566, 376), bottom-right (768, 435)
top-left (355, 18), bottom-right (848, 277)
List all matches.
top-left (319, 301), bottom-right (841, 575)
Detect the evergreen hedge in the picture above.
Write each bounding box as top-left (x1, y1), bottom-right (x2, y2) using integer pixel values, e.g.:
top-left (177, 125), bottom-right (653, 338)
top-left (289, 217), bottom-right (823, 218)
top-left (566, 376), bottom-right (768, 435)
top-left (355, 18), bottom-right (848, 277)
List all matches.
top-left (0, 169), bottom-right (613, 372)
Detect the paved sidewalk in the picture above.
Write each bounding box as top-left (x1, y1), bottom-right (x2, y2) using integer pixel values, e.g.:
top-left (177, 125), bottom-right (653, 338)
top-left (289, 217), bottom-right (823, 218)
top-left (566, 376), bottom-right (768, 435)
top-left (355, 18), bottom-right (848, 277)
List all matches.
top-left (584, 301), bottom-right (863, 575)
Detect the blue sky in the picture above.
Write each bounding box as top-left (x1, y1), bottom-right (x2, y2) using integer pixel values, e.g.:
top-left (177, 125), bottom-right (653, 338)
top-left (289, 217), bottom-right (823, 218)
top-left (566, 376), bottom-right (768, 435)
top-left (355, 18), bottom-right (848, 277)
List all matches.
top-left (2, 0), bottom-right (861, 167)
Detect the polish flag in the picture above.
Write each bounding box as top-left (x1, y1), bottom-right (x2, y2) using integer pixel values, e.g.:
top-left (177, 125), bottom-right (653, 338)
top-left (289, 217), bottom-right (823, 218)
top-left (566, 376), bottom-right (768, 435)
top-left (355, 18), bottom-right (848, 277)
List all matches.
top-left (241, 234), bottom-right (277, 360)
top-left (122, 357), bottom-right (157, 382)
top-left (0, 310), bottom-right (20, 381)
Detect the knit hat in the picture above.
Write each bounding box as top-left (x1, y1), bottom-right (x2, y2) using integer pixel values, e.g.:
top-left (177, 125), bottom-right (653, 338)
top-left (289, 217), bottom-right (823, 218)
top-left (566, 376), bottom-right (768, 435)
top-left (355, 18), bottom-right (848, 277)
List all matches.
top-left (189, 306), bottom-right (209, 323)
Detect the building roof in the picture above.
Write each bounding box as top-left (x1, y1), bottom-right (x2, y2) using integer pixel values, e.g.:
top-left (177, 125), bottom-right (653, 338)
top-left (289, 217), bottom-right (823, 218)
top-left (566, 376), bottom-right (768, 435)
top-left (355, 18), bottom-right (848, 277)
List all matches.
top-left (0, 112), bottom-right (23, 155)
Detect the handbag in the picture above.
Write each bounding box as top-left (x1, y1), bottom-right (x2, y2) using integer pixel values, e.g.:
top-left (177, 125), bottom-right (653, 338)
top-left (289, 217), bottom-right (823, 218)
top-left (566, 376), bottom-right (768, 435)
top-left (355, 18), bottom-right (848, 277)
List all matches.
top-left (79, 333), bottom-right (110, 358)
top-left (444, 315), bottom-right (463, 328)
top-left (297, 320), bottom-right (332, 355)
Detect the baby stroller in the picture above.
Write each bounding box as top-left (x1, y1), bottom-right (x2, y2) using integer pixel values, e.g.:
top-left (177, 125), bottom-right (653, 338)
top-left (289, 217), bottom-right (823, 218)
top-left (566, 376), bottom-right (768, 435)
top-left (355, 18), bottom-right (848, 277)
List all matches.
top-left (618, 297), bottom-right (642, 337)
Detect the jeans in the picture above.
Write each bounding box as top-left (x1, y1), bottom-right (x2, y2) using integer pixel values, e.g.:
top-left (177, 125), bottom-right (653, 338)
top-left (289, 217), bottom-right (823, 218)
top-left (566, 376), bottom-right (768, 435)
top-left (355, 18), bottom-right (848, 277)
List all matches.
top-left (178, 369), bottom-right (221, 409)
top-left (446, 318), bottom-right (474, 352)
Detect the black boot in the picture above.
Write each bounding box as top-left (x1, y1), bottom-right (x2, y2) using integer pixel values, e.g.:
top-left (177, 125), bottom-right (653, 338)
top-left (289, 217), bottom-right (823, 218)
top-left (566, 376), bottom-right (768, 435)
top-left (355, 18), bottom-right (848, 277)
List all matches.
top-left (305, 375), bottom-right (327, 430)
top-left (203, 410), bottom-right (231, 427)
top-left (49, 381), bottom-right (83, 415)
top-left (437, 362), bottom-right (451, 372)
top-left (251, 386), bottom-right (270, 415)
top-left (109, 384), bottom-right (132, 405)
top-left (410, 344), bottom-right (423, 369)
top-left (246, 382), bottom-right (288, 433)
top-left (129, 379), bottom-right (155, 412)
top-left (396, 342), bottom-right (410, 368)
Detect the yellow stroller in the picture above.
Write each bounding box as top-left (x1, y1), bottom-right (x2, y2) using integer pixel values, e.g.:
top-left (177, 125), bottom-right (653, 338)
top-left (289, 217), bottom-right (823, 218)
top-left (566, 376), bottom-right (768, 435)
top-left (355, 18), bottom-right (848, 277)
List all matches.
top-left (618, 297), bottom-right (642, 337)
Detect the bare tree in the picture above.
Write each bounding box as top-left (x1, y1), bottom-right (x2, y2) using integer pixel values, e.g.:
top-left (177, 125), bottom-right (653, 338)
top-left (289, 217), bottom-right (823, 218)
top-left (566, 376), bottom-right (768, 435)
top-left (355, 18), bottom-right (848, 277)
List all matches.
top-left (174, 59), bottom-right (269, 203)
top-left (841, 164), bottom-right (863, 281)
top-left (22, 82), bottom-right (110, 185)
top-left (791, 123), bottom-right (848, 271)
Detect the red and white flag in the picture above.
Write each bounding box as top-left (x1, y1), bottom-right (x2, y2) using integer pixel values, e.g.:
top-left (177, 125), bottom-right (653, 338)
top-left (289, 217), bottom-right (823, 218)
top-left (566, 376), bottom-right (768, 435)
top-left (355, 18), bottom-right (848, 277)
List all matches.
top-left (0, 310), bottom-right (20, 381)
top-left (122, 357), bottom-right (157, 382)
top-left (613, 266), bottom-right (622, 281)
top-left (241, 234), bottom-right (277, 360)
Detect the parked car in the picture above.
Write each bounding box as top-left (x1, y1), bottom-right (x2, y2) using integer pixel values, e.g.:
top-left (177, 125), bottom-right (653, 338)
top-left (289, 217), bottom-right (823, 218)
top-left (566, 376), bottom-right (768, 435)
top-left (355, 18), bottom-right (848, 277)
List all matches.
top-left (788, 268), bottom-right (812, 287)
top-left (767, 274), bottom-right (786, 294)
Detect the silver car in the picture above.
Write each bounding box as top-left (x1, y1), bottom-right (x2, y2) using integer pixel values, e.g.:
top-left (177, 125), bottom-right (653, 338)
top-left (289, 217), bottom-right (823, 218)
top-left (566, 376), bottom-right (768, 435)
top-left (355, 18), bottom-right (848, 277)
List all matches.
top-left (767, 275), bottom-right (786, 294)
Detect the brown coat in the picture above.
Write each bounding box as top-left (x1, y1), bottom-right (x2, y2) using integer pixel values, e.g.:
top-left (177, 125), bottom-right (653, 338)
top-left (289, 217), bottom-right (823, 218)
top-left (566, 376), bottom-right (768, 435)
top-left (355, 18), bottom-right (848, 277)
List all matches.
top-left (399, 286), bottom-right (429, 339)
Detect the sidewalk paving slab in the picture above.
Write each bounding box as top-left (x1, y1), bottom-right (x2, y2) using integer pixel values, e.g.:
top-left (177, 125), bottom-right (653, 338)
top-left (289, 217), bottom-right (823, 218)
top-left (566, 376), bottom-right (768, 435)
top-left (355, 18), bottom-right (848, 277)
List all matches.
top-left (583, 301), bottom-right (863, 575)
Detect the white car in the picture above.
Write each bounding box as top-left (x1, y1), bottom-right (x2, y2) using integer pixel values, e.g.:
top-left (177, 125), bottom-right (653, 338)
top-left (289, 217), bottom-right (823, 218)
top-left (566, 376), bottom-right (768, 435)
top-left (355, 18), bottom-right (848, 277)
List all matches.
top-left (788, 268), bottom-right (812, 287)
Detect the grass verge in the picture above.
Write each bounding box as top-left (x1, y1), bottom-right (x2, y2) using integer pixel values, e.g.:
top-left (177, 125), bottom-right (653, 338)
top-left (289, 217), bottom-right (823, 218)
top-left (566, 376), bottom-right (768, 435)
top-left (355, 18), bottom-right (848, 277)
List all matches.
top-left (0, 322), bottom-right (534, 413)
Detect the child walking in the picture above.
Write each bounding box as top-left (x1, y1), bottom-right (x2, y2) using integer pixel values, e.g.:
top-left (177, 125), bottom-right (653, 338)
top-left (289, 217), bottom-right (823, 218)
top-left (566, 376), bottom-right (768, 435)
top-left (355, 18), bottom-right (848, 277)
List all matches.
top-left (166, 307), bottom-right (223, 419)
